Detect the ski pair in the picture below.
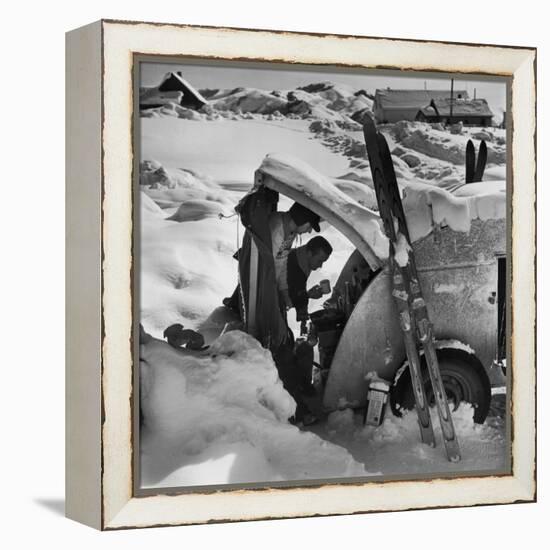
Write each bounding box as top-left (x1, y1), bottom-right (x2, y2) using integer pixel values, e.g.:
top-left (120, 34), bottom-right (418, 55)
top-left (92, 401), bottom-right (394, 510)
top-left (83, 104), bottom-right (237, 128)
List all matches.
top-left (465, 139), bottom-right (487, 183)
top-left (363, 116), bottom-right (461, 462)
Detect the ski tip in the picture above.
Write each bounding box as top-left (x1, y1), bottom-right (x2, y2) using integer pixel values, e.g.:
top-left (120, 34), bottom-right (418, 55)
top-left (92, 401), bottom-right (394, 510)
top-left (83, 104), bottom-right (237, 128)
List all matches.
top-left (362, 114), bottom-right (376, 131)
top-left (444, 440), bottom-right (461, 462)
top-left (376, 131), bottom-right (390, 150)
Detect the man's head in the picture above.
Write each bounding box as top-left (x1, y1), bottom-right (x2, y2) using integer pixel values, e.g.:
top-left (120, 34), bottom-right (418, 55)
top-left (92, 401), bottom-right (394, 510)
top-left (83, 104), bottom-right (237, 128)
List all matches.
top-left (305, 236), bottom-right (333, 270)
top-left (288, 203), bottom-right (321, 234)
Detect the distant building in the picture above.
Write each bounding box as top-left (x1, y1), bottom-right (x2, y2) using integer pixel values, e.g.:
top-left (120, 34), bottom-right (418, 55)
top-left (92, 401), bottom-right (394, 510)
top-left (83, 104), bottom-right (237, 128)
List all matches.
top-left (373, 89), bottom-right (469, 123)
top-left (140, 72), bottom-right (208, 110)
top-left (416, 98), bottom-right (494, 127)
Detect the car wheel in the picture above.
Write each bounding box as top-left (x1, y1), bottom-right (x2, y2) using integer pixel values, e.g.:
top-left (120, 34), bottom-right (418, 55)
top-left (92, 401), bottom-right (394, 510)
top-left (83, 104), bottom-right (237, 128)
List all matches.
top-left (390, 347), bottom-right (492, 424)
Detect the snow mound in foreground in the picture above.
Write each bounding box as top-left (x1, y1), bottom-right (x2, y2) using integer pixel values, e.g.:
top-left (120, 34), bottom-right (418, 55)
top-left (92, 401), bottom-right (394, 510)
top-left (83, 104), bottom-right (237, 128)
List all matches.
top-left (140, 331), bottom-right (369, 487)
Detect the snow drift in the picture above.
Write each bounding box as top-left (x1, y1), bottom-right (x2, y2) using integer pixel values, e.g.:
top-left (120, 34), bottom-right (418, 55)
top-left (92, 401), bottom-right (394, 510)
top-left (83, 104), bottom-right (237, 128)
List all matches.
top-left (140, 331), bottom-right (369, 487)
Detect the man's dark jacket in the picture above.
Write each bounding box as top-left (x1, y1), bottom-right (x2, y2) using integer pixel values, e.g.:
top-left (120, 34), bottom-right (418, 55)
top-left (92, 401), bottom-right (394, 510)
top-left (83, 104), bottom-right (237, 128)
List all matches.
top-left (286, 249), bottom-right (309, 321)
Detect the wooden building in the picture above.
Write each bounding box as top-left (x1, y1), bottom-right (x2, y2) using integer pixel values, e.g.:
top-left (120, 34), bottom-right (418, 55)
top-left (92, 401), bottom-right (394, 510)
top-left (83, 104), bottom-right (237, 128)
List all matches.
top-left (373, 89), bottom-right (469, 123)
top-left (416, 98), bottom-right (494, 126)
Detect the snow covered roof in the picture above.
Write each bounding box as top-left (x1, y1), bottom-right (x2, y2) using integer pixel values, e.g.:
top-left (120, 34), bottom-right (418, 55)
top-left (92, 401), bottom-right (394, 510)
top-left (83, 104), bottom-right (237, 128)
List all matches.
top-left (375, 89), bottom-right (469, 110)
top-left (159, 72), bottom-right (209, 105)
top-left (418, 98), bottom-right (493, 118)
top-left (258, 153), bottom-right (389, 268)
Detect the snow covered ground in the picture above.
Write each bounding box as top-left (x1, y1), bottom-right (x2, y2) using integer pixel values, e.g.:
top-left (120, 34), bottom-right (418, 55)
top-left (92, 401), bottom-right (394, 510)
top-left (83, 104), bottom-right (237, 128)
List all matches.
top-left (309, 398), bottom-right (507, 478)
top-left (142, 118), bottom-right (351, 182)
top-left (138, 77), bottom-right (508, 489)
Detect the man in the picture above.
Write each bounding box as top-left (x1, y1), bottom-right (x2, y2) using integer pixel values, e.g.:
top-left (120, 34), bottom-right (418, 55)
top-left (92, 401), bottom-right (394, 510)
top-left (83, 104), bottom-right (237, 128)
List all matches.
top-left (270, 201), bottom-right (321, 266)
top-left (223, 202), bottom-right (321, 314)
top-left (275, 236), bottom-right (332, 425)
top-left (281, 236), bottom-right (333, 323)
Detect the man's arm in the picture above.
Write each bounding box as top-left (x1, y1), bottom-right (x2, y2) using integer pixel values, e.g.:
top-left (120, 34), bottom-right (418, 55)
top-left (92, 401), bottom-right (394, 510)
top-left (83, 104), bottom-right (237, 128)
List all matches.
top-left (287, 252), bottom-right (309, 321)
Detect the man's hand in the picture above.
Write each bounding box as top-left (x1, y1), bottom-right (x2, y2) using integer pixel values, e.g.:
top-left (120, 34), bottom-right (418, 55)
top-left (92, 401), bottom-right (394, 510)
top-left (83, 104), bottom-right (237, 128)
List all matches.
top-left (307, 285), bottom-right (323, 299)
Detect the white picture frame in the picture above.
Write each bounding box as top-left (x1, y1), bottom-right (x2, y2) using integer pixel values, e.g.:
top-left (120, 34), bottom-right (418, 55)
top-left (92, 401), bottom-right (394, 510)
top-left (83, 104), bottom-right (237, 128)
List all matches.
top-left (66, 19), bottom-right (536, 530)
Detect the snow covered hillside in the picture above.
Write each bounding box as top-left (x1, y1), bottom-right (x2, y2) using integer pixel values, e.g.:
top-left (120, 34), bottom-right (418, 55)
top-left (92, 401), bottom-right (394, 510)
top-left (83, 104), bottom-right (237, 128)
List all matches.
top-left (138, 76), bottom-right (508, 487)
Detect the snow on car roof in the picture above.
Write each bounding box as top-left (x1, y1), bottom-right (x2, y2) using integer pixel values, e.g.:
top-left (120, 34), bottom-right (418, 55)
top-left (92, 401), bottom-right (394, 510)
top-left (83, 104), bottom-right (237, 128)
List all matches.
top-left (403, 179), bottom-right (506, 242)
top-left (259, 153), bottom-right (506, 260)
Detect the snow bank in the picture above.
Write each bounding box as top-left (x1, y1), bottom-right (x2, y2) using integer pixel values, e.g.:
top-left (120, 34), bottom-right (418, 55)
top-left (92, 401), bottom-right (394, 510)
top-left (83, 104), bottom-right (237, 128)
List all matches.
top-left (403, 180), bottom-right (506, 242)
top-left (393, 121), bottom-right (506, 165)
top-left (140, 191), bottom-right (164, 220)
top-left (212, 87), bottom-right (288, 114)
top-left (140, 201), bottom-right (239, 337)
top-left (140, 160), bottom-right (233, 209)
top-left (142, 81), bottom-right (373, 133)
top-left (259, 153), bottom-right (389, 259)
top-left (140, 331), bottom-right (369, 487)
top-left (298, 82), bottom-right (373, 117)
top-left (167, 199), bottom-right (225, 222)
top-left (139, 166), bottom-right (237, 332)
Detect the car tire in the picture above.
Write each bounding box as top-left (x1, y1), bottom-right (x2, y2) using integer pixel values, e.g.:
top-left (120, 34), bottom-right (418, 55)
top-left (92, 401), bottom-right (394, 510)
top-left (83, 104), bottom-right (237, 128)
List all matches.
top-left (390, 347), bottom-right (492, 424)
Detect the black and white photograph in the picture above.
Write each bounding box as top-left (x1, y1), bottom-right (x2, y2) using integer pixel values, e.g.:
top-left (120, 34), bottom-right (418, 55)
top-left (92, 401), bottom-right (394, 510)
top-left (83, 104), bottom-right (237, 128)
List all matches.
top-left (136, 60), bottom-right (510, 490)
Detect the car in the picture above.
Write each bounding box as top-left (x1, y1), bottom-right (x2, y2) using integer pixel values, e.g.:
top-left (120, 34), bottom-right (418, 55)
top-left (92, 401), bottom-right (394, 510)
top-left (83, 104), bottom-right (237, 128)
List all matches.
top-left (223, 145), bottom-right (506, 424)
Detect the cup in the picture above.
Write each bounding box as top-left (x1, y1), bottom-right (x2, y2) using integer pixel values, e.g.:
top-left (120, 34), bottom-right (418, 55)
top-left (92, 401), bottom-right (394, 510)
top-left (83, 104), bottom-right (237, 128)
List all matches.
top-left (319, 279), bottom-right (331, 294)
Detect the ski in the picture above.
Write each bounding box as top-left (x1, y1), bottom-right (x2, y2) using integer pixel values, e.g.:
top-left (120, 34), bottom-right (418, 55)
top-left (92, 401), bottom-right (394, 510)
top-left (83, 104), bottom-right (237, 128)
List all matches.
top-left (363, 117), bottom-right (435, 448)
top-left (465, 139), bottom-right (475, 183)
top-left (473, 140), bottom-right (487, 182)
top-left (364, 116), bottom-right (461, 462)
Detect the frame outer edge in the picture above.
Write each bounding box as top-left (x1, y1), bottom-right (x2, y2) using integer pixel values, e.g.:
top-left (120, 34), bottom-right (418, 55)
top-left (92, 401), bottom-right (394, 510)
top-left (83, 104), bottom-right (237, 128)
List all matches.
top-left (99, 20), bottom-right (537, 528)
top-left (510, 49), bottom-right (537, 499)
top-left (65, 20), bottom-right (104, 530)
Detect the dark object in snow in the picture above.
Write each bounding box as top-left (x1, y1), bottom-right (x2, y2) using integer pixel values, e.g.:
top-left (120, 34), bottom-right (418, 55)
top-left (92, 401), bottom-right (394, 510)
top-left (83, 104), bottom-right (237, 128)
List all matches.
top-left (163, 323), bottom-right (206, 350)
top-left (465, 139), bottom-right (487, 184)
top-left (465, 140), bottom-right (476, 184)
top-left (474, 140), bottom-right (488, 182)
top-left (363, 376), bottom-right (390, 427)
top-left (364, 114), bottom-right (461, 462)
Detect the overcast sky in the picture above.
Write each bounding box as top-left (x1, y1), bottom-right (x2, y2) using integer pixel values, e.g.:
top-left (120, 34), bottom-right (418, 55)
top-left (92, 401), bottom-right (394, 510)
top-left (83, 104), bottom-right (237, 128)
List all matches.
top-left (141, 61), bottom-right (507, 114)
